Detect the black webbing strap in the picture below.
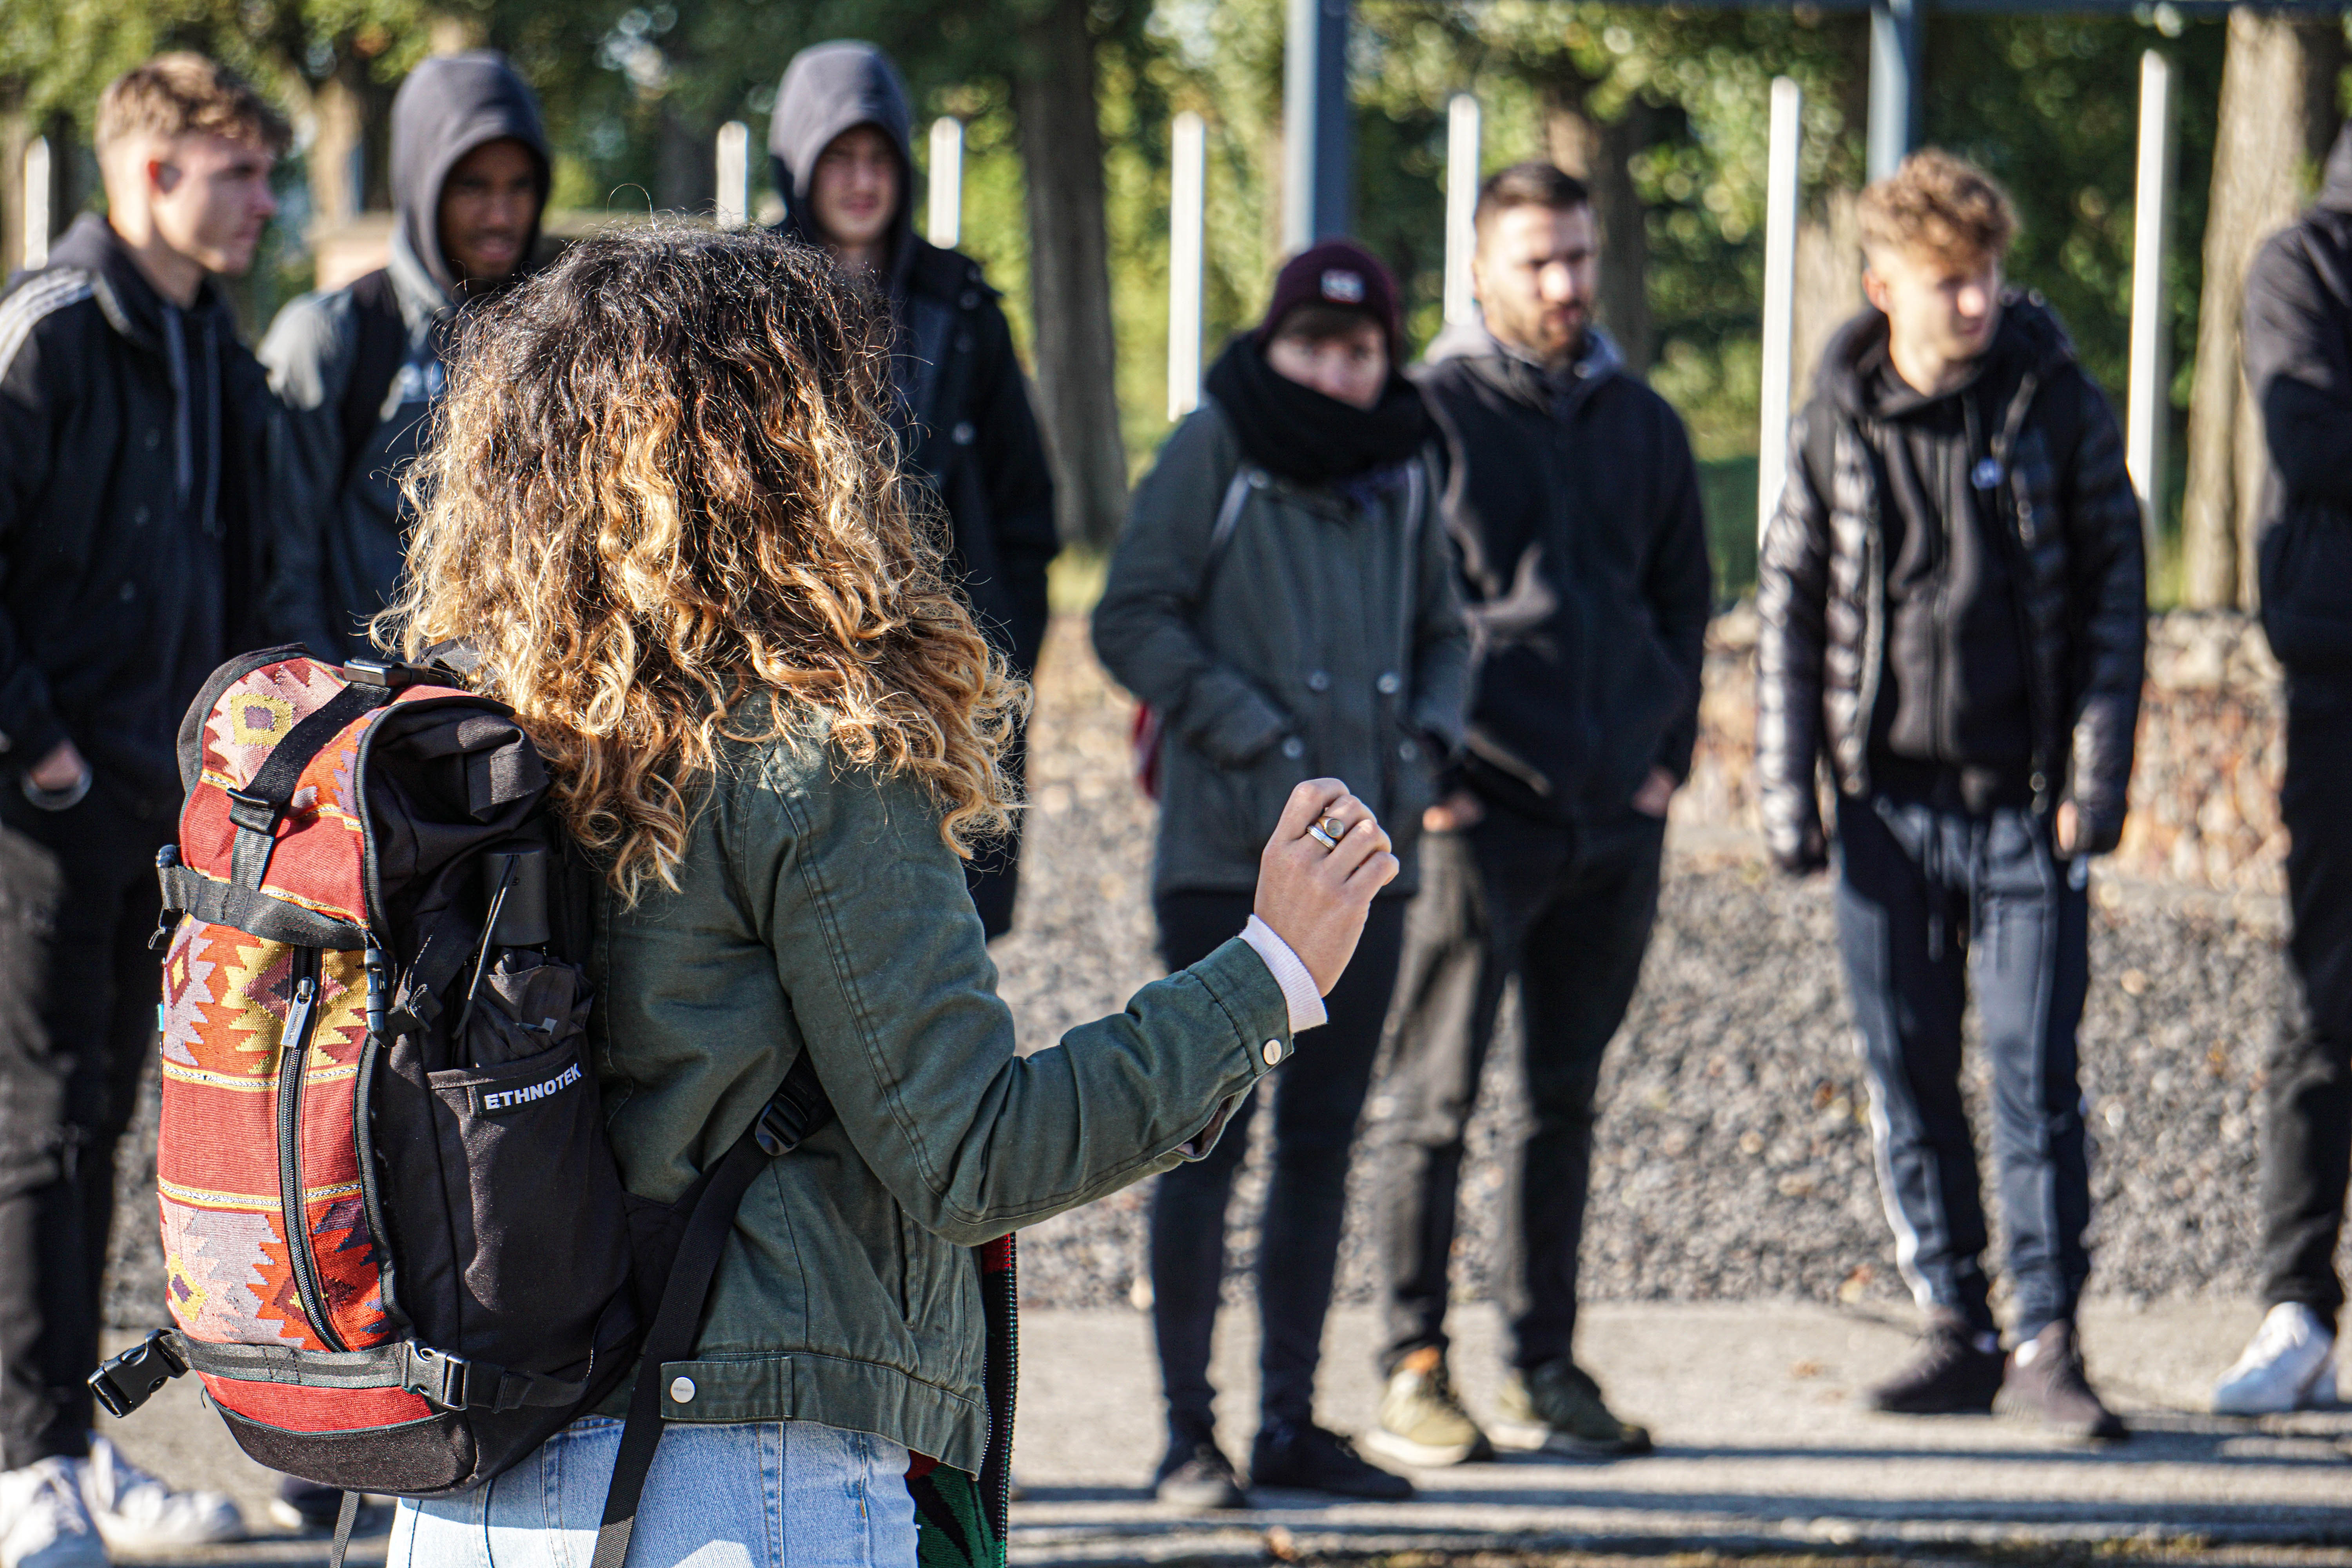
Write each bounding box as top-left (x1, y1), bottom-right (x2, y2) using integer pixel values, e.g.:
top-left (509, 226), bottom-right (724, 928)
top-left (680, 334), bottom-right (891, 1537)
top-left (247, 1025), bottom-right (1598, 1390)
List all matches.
top-left (227, 684), bottom-right (388, 890)
top-left (158, 862), bottom-right (369, 950)
top-left (590, 1054), bottom-right (832, 1568)
top-left (326, 1490), bottom-right (361, 1568)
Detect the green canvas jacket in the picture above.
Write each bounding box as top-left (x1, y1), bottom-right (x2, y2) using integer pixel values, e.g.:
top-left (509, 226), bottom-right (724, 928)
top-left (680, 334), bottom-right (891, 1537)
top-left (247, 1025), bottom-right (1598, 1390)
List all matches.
top-left (584, 720), bottom-right (1294, 1472)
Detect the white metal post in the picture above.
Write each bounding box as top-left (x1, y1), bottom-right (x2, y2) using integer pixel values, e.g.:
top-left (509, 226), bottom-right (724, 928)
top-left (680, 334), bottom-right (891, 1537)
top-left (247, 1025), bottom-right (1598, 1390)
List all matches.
top-left (1168, 110), bottom-right (1207, 421)
top-left (927, 117), bottom-right (963, 249)
top-left (715, 121), bottom-right (749, 227)
top-left (21, 137), bottom-right (49, 271)
top-left (1444, 93), bottom-right (1481, 327)
top-left (1757, 78), bottom-right (1802, 548)
top-left (2126, 49), bottom-right (2174, 559)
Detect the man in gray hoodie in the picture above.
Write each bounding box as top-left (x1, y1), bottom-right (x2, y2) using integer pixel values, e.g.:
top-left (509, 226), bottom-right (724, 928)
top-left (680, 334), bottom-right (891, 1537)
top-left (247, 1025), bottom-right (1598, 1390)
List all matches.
top-left (768, 41), bottom-right (1058, 938)
top-left (260, 51), bottom-right (550, 661)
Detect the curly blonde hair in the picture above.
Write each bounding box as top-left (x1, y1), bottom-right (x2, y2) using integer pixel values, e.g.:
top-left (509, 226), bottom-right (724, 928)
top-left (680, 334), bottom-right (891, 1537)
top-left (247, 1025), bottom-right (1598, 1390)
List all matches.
top-left (385, 225), bottom-right (1025, 902)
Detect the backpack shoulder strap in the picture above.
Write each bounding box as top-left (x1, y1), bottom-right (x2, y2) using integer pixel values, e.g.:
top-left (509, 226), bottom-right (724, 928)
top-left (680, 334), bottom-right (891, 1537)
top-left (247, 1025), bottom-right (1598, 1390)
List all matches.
top-left (591, 1051), bottom-right (833, 1568)
top-left (1200, 465), bottom-right (1258, 589)
top-left (338, 269), bottom-right (406, 494)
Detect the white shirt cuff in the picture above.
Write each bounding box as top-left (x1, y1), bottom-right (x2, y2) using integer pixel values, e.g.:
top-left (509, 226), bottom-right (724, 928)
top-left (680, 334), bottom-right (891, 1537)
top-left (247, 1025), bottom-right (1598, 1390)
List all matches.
top-left (1239, 915), bottom-right (1327, 1033)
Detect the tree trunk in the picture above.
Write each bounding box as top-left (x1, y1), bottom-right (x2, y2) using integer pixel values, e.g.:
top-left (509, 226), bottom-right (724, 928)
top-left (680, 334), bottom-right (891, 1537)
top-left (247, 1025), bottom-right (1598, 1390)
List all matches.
top-left (2180, 7), bottom-right (2342, 610)
top-left (1014, 0), bottom-right (1127, 550)
top-left (1791, 188), bottom-right (1864, 401)
top-left (656, 103), bottom-right (715, 216)
top-left (308, 64), bottom-right (366, 233)
top-left (1541, 86), bottom-right (1655, 374)
top-left (2, 82), bottom-right (28, 278)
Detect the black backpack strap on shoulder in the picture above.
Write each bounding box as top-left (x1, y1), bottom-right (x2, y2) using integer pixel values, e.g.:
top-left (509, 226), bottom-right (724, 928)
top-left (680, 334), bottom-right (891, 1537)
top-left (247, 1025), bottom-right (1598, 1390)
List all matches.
top-left (591, 1053), bottom-right (831, 1568)
top-left (338, 268), bottom-right (406, 499)
top-left (225, 683), bottom-right (392, 890)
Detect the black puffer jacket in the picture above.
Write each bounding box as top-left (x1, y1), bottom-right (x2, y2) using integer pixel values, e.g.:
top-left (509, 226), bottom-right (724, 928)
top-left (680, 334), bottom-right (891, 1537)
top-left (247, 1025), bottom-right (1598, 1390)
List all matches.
top-left (2250, 123), bottom-right (2352, 675)
top-left (0, 215), bottom-right (273, 814)
top-left (1757, 293), bottom-right (2145, 872)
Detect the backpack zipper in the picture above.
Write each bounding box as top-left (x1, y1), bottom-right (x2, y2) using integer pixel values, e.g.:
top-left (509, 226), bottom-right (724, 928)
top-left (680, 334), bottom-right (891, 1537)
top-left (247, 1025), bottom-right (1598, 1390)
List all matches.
top-left (275, 947), bottom-right (347, 1351)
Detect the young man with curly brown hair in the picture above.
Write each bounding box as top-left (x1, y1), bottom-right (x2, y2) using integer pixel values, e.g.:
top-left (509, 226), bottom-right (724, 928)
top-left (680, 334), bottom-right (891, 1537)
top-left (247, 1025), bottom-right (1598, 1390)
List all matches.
top-left (1757, 149), bottom-right (2145, 1440)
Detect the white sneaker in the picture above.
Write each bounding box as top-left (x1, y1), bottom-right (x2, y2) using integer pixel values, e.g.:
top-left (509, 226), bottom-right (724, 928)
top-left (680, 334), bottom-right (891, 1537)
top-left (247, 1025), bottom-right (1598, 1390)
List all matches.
top-left (2213, 1301), bottom-right (2339, 1415)
top-left (0, 1458), bottom-right (106, 1568)
top-left (76, 1437), bottom-right (242, 1553)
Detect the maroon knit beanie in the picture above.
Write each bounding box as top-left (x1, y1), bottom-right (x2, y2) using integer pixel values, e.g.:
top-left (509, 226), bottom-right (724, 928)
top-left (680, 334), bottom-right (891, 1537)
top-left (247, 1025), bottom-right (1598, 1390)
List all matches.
top-left (1255, 240), bottom-right (1402, 359)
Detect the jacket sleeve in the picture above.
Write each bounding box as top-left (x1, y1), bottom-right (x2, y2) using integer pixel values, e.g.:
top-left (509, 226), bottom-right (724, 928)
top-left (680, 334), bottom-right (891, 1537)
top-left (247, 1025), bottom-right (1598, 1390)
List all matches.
top-left (2245, 229), bottom-right (2352, 512)
top-left (0, 316), bottom-right (70, 774)
top-left (1406, 453), bottom-right (1472, 755)
top-left (1091, 409), bottom-right (1294, 768)
top-left (758, 757), bottom-right (1293, 1243)
top-left (1755, 403), bottom-right (1833, 874)
top-left (2055, 372), bottom-right (2147, 857)
top-left (1645, 403), bottom-right (1715, 783)
top-left (256, 292), bottom-right (353, 658)
top-left (966, 294), bottom-right (1057, 678)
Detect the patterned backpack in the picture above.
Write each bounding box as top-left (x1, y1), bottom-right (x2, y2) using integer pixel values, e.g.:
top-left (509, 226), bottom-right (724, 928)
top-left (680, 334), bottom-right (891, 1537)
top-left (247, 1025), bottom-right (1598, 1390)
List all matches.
top-left (86, 646), bottom-right (835, 1565)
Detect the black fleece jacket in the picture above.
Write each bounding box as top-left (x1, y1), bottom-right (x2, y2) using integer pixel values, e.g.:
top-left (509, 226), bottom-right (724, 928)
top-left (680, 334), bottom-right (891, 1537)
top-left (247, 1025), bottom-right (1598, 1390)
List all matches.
top-left (1412, 320), bottom-right (1712, 828)
top-left (0, 216), bottom-right (272, 813)
top-left (2251, 122), bottom-right (2352, 677)
top-left (769, 42), bottom-right (1056, 676)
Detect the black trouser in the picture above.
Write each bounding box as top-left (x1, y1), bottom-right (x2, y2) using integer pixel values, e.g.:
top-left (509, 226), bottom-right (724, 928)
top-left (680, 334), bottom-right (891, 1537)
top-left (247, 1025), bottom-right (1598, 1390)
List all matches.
top-left (1833, 788), bottom-right (2091, 1341)
top-left (0, 784), bottom-right (171, 1468)
top-left (2263, 675), bottom-right (2352, 1328)
top-left (1150, 890), bottom-right (1405, 1441)
top-left (1375, 805), bottom-right (1664, 1376)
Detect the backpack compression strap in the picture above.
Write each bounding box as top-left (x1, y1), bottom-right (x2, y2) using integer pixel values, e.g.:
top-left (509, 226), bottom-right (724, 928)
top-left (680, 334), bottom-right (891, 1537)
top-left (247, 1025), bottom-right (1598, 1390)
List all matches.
top-left (590, 1051), bottom-right (832, 1568)
top-left (223, 682), bottom-right (392, 889)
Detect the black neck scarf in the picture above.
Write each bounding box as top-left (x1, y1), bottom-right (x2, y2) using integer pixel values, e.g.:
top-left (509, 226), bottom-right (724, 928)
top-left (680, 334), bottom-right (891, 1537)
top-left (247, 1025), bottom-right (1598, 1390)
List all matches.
top-left (1202, 334), bottom-right (1432, 489)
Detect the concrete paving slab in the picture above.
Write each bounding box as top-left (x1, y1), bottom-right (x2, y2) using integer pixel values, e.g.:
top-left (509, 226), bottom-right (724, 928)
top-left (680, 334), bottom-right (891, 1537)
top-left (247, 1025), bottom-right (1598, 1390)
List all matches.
top-left (98, 1299), bottom-right (2352, 1566)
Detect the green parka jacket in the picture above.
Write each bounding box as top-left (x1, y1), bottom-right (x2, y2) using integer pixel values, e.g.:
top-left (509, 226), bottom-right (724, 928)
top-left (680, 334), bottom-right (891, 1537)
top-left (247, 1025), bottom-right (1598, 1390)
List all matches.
top-left (1093, 400), bottom-right (1471, 901)
top-left (584, 721), bottom-right (1295, 1472)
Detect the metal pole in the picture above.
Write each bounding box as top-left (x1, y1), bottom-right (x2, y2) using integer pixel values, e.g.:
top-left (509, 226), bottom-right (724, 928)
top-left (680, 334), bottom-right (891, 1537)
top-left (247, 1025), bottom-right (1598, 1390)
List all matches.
top-left (21, 137), bottom-right (48, 270)
top-left (1867, 0), bottom-right (1923, 182)
top-left (2126, 49), bottom-right (2174, 561)
top-left (1283, 0), bottom-right (1352, 249)
top-left (715, 121), bottom-right (749, 227)
top-left (1444, 93), bottom-right (1481, 327)
top-left (927, 117), bottom-right (964, 249)
top-left (1759, 78), bottom-right (1803, 549)
top-left (1169, 111), bottom-right (1207, 421)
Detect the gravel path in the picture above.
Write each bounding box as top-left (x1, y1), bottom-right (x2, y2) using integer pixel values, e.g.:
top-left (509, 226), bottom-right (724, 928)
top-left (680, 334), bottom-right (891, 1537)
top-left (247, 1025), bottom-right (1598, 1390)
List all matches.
top-left (106, 616), bottom-right (2323, 1328)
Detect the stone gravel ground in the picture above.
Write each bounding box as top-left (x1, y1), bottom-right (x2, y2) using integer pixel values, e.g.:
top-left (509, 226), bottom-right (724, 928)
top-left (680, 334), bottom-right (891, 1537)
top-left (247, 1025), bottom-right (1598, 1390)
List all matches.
top-left (105, 616), bottom-right (2330, 1328)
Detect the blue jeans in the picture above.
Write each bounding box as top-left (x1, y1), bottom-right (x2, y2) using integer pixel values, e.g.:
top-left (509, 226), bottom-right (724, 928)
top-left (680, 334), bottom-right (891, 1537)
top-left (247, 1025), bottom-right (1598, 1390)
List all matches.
top-left (388, 1417), bottom-right (916, 1568)
top-left (1834, 789), bottom-right (2092, 1341)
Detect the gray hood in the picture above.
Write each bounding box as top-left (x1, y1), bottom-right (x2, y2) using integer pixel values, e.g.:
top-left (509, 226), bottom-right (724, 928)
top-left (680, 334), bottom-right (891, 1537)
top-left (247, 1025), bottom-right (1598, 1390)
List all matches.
top-left (768, 40), bottom-right (915, 289)
top-left (389, 51), bottom-right (550, 301)
top-left (1421, 314), bottom-right (1622, 419)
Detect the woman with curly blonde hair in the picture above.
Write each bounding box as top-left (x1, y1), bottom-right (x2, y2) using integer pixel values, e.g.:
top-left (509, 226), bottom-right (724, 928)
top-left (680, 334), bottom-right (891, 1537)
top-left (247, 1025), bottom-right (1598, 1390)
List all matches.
top-left (378, 225), bottom-right (1399, 1568)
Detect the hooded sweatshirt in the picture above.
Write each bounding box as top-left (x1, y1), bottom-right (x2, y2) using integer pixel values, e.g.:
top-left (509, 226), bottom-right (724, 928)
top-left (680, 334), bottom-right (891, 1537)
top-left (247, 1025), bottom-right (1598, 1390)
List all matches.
top-left (260, 51), bottom-right (549, 660)
top-left (766, 42), bottom-right (1058, 678)
top-left (1412, 317), bottom-right (1712, 826)
top-left (2250, 121), bottom-right (2352, 676)
top-left (0, 214), bottom-right (272, 809)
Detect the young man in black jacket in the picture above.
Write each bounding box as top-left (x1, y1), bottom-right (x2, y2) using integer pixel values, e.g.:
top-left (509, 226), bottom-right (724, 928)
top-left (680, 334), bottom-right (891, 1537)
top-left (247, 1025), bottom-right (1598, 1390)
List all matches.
top-left (2214, 120), bottom-right (2352, 1416)
top-left (767, 41), bottom-right (1057, 939)
top-left (0, 54), bottom-right (285, 1564)
top-left (1366, 163), bottom-right (1711, 1468)
top-left (1757, 151), bottom-right (2144, 1440)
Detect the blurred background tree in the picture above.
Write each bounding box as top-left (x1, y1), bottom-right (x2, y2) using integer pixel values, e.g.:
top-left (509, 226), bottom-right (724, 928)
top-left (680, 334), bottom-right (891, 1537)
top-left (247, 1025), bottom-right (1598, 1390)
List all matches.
top-left (0, 0), bottom-right (2337, 601)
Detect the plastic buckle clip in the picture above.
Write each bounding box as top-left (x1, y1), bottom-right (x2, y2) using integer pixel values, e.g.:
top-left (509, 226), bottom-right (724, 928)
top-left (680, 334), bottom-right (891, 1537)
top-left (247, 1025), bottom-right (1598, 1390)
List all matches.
top-left (754, 1096), bottom-right (813, 1157)
top-left (223, 788), bottom-right (280, 835)
top-left (87, 1330), bottom-right (187, 1419)
top-left (410, 1345), bottom-right (473, 1409)
top-left (342, 659), bottom-right (430, 691)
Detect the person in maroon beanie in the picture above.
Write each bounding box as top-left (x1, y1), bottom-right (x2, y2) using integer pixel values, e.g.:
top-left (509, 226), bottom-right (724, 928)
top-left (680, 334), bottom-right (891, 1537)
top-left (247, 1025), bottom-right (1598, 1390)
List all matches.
top-left (1094, 242), bottom-right (1469, 1505)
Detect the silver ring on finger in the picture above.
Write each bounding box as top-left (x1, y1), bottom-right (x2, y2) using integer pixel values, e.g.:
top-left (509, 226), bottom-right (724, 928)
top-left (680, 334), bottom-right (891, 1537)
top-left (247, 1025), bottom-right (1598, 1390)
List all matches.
top-left (1306, 821), bottom-right (1342, 851)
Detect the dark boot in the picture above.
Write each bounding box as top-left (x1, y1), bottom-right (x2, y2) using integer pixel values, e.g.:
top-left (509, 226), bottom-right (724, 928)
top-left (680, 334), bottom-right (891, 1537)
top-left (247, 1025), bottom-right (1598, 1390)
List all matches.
top-left (1997, 1320), bottom-right (2128, 1441)
top-left (1153, 1436), bottom-right (1246, 1509)
top-left (1249, 1419), bottom-right (1413, 1500)
top-left (1865, 1312), bottom-right (2004, 1415)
